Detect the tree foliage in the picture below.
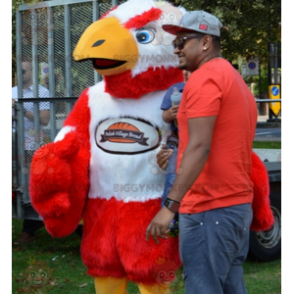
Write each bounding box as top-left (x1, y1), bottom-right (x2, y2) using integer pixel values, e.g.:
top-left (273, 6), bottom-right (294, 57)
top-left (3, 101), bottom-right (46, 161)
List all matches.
top-left (174, 0), bottom-right (281, 64)
top-left (11, 0), bottom-right (22, 74)
top-left (12, 0), bottom-right (281, 74)
top-left (12, 0), bottom-right (47, 75)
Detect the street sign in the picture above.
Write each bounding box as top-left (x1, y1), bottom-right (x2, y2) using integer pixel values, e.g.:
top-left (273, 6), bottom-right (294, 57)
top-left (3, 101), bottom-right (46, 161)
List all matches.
top-left (246, 57), bottom-right (259, 76)
top-left (268, 85), bottom-right (281, 116)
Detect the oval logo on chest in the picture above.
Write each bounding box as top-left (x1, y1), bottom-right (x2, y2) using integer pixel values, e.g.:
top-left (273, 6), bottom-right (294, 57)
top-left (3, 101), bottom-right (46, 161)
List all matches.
top-left (95, 117), bottom-right (161, 155)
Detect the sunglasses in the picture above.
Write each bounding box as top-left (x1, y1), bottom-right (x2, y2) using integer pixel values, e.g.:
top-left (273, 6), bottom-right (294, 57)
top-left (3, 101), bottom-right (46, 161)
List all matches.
top-left (172, 36), bottom-right (203, 50)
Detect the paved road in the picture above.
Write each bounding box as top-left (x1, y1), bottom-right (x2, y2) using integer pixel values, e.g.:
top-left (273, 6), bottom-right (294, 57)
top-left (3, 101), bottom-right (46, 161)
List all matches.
top-left (254, 128), bottom-right (281, 141)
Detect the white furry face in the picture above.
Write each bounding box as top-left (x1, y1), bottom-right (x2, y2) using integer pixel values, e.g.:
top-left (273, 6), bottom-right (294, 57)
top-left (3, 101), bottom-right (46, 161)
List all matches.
top-left (107, 0), bottom-right (186, 77)
top-left (129, 22), bottom-right (179, 76)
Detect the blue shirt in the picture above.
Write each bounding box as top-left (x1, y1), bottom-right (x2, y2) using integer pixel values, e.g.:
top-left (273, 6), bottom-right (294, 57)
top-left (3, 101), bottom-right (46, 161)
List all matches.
top-left (161, 82), bottom-right (185, 133)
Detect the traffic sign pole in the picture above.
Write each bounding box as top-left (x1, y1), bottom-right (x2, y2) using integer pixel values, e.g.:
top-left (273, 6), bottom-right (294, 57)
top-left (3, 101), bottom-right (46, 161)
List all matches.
top-left (268, 85), bottom-right (281, 122)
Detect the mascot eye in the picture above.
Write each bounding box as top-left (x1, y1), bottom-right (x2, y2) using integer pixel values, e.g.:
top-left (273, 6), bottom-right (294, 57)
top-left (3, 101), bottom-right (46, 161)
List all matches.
top-left (136, 29), bottom-right (155, 44)
top-left (40, 271), bottom-right (47, 278)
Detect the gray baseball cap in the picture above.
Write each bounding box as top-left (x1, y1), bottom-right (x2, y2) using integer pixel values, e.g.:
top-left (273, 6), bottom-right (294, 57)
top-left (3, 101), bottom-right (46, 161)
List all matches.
top-left (162, 10), bottom-right (223, 37)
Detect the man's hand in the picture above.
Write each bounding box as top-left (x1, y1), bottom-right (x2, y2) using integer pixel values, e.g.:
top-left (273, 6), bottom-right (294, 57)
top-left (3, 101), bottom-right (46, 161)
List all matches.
top-left (146, 206), bottom-right (176, 244)
top-left (157, 145), bottom-right (173, 170)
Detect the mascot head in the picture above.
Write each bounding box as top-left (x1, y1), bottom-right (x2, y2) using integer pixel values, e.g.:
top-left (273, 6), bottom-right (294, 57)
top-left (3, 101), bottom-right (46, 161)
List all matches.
top-left (73, 0), bottom-right (186, 98)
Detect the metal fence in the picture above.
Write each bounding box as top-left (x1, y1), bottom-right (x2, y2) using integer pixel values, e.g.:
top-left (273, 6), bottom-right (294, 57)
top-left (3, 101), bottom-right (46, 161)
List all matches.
top-left (255, 99), bottom-right (281, 122)
top-left (16, 0), bottom-right (114, 98)
top-left (12, 95), bottom-right (281, 221)
top-left (13, 0), bottom-right (120, 220)
top-left (12, 98), bottom-right (76, 220)
top-left (12, 0), bottom-right (281, 220)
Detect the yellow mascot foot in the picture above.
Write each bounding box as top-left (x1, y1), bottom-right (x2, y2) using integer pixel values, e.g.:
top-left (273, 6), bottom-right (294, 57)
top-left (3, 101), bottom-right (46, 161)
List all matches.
top-left (138, 282), bottom-right (170, 294)
top-left (94, 276), bottom-right (170, 294)
top-left (94, 276), bottom-right (128, 294)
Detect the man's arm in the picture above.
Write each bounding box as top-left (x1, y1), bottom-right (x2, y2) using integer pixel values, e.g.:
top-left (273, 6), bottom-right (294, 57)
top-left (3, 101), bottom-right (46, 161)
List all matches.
top-left (39, 109), bottom-right (50, 125)
top-left (146, 115), bottom-right (217, 243)
top-left (24, 109), bottom-right (50, 126)
top-left (165, 115), bottom-right (216, 202)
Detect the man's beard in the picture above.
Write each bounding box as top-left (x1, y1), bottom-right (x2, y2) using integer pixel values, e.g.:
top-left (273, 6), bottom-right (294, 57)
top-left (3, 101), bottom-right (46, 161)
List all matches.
top-left (178, 64), bottom-right (187, 70)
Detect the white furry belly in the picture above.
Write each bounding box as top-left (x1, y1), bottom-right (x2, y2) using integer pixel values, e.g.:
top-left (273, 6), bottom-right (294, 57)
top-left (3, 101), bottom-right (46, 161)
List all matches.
top-left (88, 148), bottom-right (165, 202)
top-left (87, 82), bottom-right (169, 202)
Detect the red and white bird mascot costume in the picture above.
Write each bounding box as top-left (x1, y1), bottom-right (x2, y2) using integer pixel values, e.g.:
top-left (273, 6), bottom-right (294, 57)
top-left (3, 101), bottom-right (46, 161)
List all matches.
top-left (29, 0), bottom-right (274, 293)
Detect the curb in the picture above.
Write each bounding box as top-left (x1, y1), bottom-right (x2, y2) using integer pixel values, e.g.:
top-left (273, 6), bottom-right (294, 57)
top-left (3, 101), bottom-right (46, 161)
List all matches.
top-left (257, 122), bottom-right (281, 129)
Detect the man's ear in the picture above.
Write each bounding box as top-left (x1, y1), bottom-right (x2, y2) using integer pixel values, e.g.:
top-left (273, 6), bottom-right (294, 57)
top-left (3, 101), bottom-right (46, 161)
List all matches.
top-left (202, 35), bottom-right (213, 51)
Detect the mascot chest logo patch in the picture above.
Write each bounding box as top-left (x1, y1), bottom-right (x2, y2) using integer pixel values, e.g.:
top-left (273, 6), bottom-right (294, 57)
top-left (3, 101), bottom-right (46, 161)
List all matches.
top-left (95, 117), bottom-right (161, 154)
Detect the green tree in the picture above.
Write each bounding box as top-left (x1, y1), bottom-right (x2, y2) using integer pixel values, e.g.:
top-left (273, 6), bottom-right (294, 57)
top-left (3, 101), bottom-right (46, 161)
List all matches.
top-left (11, 0), bottom-right (23, 75)
top-left (12, 0), bottom-right (47, 81)
top-left (175, 0), bottom-right (281, 64)
top-left (12, 0), bottom-right (281, 81)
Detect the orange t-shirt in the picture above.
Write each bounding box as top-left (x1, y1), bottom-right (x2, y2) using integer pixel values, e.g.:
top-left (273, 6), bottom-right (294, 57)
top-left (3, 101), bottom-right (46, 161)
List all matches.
top-left (177, 58), bottom-right (257, 214)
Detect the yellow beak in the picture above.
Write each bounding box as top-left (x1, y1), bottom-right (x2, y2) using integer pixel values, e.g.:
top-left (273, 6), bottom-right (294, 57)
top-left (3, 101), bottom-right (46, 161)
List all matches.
top-left (73, 17), bottom-right (139, 76)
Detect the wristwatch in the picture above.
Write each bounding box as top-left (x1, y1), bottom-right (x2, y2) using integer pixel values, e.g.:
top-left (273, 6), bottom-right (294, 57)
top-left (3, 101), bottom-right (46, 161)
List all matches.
top-left (164, 198), bottom-right (180, 213)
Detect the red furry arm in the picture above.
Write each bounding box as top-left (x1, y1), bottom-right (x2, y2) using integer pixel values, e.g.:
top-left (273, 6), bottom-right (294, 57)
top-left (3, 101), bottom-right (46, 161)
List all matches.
top-left (250, 151), bottom-right (275, 231)
top-left (29, 89), bottom-right (91, 237)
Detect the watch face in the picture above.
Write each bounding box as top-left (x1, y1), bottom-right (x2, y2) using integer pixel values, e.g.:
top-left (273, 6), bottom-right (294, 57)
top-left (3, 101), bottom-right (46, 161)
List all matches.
top-left (165, 198), bottom-right (171, 207)
top-left (170, 202), bottom-right (177, 211)
top-left (164, 198), bottom-right (180, 212)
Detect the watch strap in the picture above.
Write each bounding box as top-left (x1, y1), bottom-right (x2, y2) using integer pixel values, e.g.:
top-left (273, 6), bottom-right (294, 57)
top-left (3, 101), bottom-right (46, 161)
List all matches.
top-left (164, 198), bottom-right (180, 213)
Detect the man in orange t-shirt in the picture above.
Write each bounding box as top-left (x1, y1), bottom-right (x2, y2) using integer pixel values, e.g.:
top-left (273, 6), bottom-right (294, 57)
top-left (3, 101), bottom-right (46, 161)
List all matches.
top-left (177, 56), bottom-right (257, 214)
top-left (146, 11), bottom-right (257, 294)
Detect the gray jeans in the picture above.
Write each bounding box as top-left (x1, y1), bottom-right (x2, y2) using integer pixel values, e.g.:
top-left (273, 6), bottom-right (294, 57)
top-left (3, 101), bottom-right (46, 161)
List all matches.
top-left (179, 203), bottom-right (253, 294)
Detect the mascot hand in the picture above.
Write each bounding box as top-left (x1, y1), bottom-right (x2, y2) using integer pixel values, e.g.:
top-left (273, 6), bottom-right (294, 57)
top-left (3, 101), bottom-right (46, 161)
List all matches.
top-left (29, 132), bottom-right (80, 218)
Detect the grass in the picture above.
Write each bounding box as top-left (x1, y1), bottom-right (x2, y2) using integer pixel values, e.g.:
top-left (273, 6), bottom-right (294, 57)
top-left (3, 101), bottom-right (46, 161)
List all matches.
top-left (253, 141), bottom-right (281, 149)
top-left (12, 218), bottom-right (281, 294)
top-left (11, 141), bottom-right (281, 293)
